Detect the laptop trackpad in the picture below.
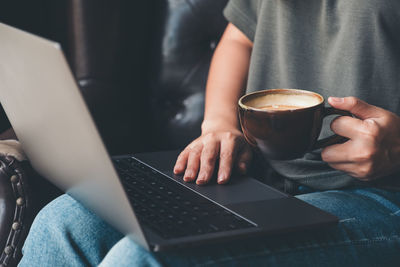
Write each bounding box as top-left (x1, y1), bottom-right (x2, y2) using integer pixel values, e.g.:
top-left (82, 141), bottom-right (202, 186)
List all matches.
top-left (134, 150), bottom-right (286, 205)
top-left (165, 171), bottom-right (286, 205)
top-left (226, 197), bottom-right (338, 228)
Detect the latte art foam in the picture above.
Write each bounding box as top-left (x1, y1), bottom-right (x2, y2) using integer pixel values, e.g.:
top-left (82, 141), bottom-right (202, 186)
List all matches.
top-left (259, 104), bottom-right (303, 111)
top-left (244, 91), bottom-right (322, 110)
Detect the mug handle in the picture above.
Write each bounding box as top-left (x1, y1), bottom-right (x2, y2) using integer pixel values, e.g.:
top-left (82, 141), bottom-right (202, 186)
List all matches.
top-left (313, 107), bottom-right (352, 149)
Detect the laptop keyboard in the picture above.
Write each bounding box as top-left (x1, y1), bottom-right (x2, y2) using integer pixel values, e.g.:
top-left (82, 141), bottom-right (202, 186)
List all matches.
top-left (113, 157), bottom-right (255, 239)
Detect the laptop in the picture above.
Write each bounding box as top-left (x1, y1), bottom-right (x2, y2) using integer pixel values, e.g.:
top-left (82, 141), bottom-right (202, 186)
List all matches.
top-left (0, 23), bottom-right (338, 251)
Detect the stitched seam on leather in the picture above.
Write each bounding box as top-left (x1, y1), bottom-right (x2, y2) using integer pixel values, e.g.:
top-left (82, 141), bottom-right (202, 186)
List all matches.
top-left (0, 157), bottom-right (26, 266)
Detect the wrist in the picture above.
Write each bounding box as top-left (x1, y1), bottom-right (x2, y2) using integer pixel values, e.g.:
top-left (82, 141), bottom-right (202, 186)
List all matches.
top-left (201, 119), bottom-right (240, 135)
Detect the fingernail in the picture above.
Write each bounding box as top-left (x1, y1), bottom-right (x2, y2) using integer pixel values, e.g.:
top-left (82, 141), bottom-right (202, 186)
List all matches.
top-left (183, 171), bottom-right (193, 181)
top-left (196, 174), bottom-right (205, 183)
top-left (329, 97), bottom-right (344, 103)
top-left (174, 163), bottom-right (184, 173)
top-left (196, 179), bottom-right (205, 185)
top-left (365, 119), bottom-right (376, 125)
top-left (218, 174), bottom-right (226, 183)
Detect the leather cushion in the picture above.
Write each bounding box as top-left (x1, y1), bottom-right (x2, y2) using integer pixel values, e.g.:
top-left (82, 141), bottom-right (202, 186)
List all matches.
top-left (148, 0), bottom-right (228, 150)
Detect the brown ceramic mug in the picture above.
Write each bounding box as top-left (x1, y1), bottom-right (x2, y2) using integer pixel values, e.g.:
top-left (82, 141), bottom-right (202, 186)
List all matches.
top-left (238, 89), bottom-right (350, 160)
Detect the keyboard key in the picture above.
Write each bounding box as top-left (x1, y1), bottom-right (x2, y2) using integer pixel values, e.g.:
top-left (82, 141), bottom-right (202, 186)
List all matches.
top-left (113, 157), bottom-right (255, 239)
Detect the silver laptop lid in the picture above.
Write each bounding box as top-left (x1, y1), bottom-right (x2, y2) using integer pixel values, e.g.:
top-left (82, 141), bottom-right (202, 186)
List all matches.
top-left (0, 22), bottom-right (148, 249)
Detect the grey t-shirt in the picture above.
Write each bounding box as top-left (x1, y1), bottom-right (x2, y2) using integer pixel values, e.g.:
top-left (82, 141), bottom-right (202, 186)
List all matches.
top-left (224, 0), bottom-right (400, 190)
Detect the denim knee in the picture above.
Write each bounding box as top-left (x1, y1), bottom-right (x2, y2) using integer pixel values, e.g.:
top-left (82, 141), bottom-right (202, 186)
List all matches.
top-left (25, 194), bottom-right (77, 242)
top-left (99, 237), bottom-right (162, 267)
top-left (21, 194), bottom-right (123, 267)
top-left (28, 194), bottom-right (87, 238)
top-left (26, 194), bottom-right (122, 243)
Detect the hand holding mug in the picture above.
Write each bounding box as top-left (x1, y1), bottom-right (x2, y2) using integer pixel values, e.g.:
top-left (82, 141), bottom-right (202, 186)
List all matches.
top-left (321, 97), bottom-right (400, 181)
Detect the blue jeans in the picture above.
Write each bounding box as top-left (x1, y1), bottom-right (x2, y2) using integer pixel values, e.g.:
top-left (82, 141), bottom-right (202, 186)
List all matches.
top-left (19, 188), bottom-right (400, 267)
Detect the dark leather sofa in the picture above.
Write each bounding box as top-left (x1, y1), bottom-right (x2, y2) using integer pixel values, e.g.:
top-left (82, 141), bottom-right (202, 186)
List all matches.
top-left (0, 0), bottom-right (229, 265)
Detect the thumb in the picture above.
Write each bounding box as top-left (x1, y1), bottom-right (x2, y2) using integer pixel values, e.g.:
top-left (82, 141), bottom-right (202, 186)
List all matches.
top-left (328, 96), bottom-right (384, 120)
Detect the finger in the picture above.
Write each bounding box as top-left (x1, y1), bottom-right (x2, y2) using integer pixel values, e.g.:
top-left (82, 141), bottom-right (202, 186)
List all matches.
top-left (217, 135), bottom-right (237, 184)
top-left (174, 149), bottom-right (189, 174)
top-left (236, 145), bottom-right (252, 174)
top-left (327, 162), bottom-right (360, 178)
top-left (196, 140), bottom-right (220, 185)
top-left (183, 144), bottom-right (202, 182)
top-left (321, 141), bottom-right (355, 164)
top-left (328, 97), bottom-right (384, 120)
top-left (330, 116), bottom-right (365, 139)
top-left (328, 162), bottom-right (376, 181)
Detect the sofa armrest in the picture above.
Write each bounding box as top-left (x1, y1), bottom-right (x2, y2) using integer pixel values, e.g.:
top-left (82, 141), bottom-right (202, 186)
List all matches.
top-left (0, 141), bottom-right (61, 267)
top-left (0, 154), bottom-right (34, 266)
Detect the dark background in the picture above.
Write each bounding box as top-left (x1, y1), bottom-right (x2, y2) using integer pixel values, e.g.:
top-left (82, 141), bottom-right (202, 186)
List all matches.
top-left (0, 0), bottom-right (156, 155)
top-left (0, 0), bottom-right (228, 156)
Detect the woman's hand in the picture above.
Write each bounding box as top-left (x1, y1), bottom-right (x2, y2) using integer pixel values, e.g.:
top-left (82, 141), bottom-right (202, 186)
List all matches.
top-left (173, 23), bottom-right (254, 185)
top-left (173, 128), bottom-right (252, 185)
top-left (321, 97), bottom-right (400, 181)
